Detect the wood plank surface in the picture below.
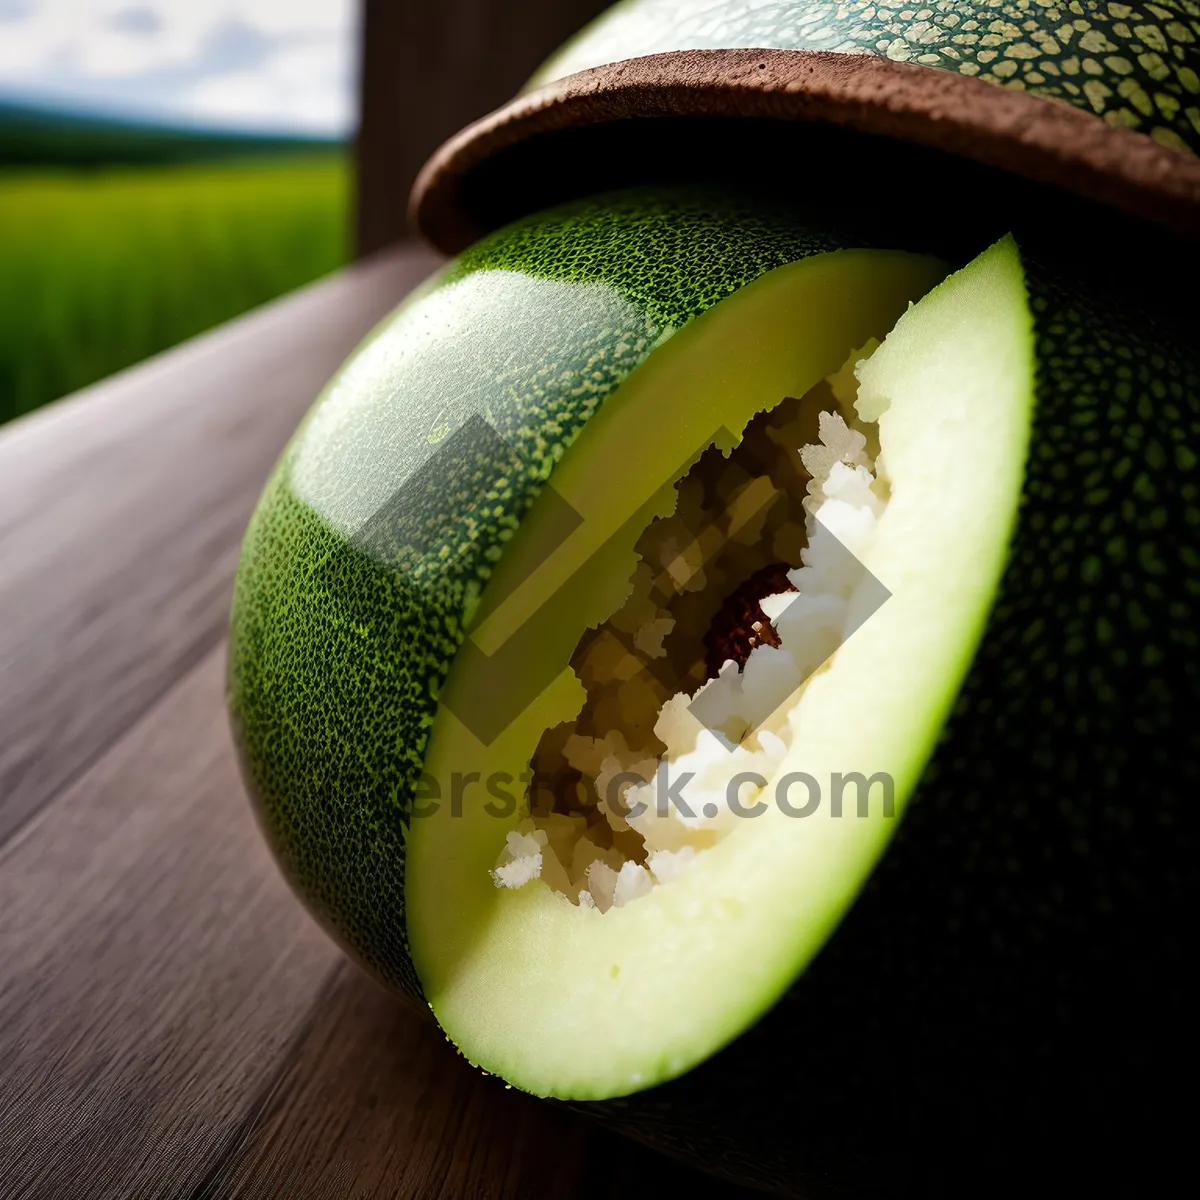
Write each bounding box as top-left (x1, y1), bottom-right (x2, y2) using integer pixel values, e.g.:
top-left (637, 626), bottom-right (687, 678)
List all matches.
top-left (0, 248), bottom-right (757, 1197)
top-left (208, 958), bottom-right (752, 1200)
top-left (0, 646), bottom-right (342, 1199)
top-left (0, 645), bottom-right (753, 1198)
top-left (0, 244), bottom-right (441, 849)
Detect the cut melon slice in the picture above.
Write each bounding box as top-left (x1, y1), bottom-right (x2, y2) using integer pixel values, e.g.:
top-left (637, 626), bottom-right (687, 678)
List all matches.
top-left (231, 186), bottom-right (1196, 1192)
top-left (407, 238), bottom-right (1033, 1100)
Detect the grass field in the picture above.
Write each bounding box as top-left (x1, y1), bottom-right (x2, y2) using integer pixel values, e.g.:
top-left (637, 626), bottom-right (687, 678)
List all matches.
top-left (0, 154), bottom-right (351, 425)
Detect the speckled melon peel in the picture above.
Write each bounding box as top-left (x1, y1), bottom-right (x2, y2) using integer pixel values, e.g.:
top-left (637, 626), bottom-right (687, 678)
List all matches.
top-left (228, 188), bottom-right (943, 999)
top-left (412, 0), bottom-right (1200, 253)
top-left (408, 237), bottom-right (1032, 1099)
top-left (229, 185), bottom-right (1198, 1192)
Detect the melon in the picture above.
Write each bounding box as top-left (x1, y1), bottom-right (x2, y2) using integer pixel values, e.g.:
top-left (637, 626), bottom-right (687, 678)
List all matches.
top-left (534, 0), bottom-right (1200, 155)
top-left (229, 187), bottom-right (1197, 1194)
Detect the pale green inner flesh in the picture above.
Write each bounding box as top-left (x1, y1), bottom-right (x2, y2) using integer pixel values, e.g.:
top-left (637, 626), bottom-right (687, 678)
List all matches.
top-left (407, 242), bottom-right (1034, 1100)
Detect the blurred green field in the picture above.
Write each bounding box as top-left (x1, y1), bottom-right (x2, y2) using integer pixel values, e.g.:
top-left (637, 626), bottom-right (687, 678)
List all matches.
top-left (0, 155), bottom-right (351, 425)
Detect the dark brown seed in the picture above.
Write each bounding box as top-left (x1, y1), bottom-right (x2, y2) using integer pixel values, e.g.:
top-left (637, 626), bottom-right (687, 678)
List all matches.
top-left (703, 562), bottom-right (797, 679)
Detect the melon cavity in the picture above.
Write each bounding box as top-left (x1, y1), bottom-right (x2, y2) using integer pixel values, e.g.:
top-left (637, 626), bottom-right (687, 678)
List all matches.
top-left (491, 339), bottom-right (889, 910)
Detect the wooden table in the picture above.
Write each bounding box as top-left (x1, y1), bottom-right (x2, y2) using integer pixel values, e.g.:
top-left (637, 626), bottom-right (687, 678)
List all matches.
top-left (0, 246), bottom-right (758, 1199)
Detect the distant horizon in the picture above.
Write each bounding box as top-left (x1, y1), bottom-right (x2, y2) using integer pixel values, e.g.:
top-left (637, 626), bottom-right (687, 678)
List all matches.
top-left (0, 86), bottom-right (351, 142)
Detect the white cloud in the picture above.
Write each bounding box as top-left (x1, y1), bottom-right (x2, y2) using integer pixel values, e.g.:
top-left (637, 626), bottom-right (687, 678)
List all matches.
top-left (0, 0), bottom-right (357, 135)
top-left (185, 40), bottom-right (354, 133)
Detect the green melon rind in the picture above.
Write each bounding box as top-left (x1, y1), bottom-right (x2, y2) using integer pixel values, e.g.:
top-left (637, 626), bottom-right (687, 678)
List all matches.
top-left (409, 237), bottom-right (1036, 1102)
top-left (228, 188), bottom-right (865, 999)
top-left (559, 240), bottom-right (1199, 1195)
top-left (226, 186), bottom-right (1199, 1189)
top-left (532, 0), bottom-right (1200, 156)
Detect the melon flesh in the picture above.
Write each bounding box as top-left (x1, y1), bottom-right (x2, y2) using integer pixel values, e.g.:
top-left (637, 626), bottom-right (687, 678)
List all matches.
top-left (489, 341), bottom-right (889, 911)
top-left (406, 239), bottom-right (1033, 1101)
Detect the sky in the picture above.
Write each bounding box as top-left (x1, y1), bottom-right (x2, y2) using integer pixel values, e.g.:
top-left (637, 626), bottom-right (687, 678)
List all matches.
top-left (0, 0), bottom-right (357, 136)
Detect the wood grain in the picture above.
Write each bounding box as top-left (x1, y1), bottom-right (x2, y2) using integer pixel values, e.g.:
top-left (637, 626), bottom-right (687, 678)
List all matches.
top-left (355, 0), bottom-right (611, 255)
top-left (0, 644), bottom-right (756, 1199)
top-left (0, 645), bottom-right (341, 1198)
top-left (0, 241), bottom-right (759, 1197)
top-left (209, 959), bottom-right (759, 1199)
top-left (0, 244), bottom-right (441, 850)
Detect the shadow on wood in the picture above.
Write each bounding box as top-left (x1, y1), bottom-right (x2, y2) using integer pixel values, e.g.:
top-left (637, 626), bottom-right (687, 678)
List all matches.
top-left (209, 960), bottom-right (765, 1199)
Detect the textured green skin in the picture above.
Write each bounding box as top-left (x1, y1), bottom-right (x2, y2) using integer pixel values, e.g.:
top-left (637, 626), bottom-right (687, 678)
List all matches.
top-left (230, 188), bottom-right (1198, 1193)
top-left (536, 0), bottom-right (1200, 154)
top-left (575, 245), bottom-right (1199, 1196)
top-left (228, 188), bottom-right (848, 999)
